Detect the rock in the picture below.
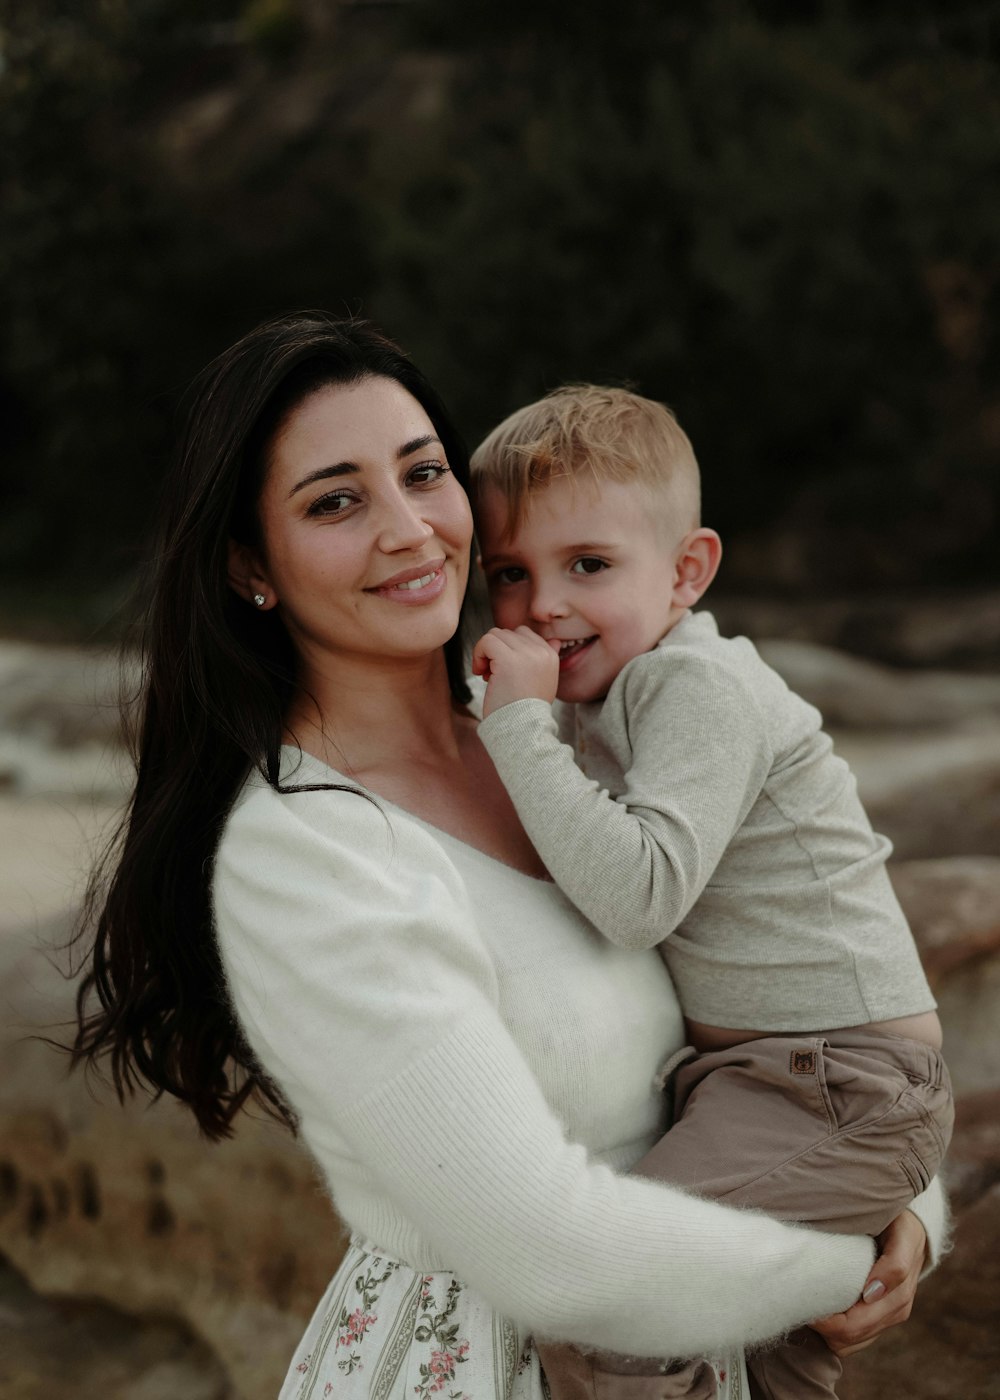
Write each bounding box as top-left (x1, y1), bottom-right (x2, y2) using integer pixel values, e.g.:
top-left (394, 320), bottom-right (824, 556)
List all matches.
top-left (0, 1253), bottom-right (234, 1400)
top-left (889, 858), bottom-right (1000, 982)
top-left (711, 590), bottom-right (1000, 671)
top-left (0, 642), bottom-right (136, 799)
top-left (834, 728), bottom-right (1000, 860)
top-left (944, 1088), bottom-right (1000, 1213)
top-left (0, 910), bottom-right (345, 1400)
top-left (932, 947), bottom-right (1000, 1098)
top-left (839, 1184), bottom-right (1000, 1400)
top-left (756, 640), bottom-right (1000, 730)
top-left (869, 758), bottom-right (1000, 861)
top-left (0, 642), bottom-right (136, 748)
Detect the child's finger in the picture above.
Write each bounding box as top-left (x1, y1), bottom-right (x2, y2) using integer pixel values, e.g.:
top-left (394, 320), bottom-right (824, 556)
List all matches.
top-left (473, 628), bottom-right (510, 659)
top-left (470, 632), bottom-right (502, 675)
top-left (512, 626), bottom-right (561, 659)
top-left (513, 625), bottom-right (550, 646)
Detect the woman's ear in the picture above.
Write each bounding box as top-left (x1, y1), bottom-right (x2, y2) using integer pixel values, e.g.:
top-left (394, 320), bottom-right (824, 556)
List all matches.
top-left (227, 539), bottom-right (276, 610)
top-left (672, 528), bottom-right (722, 608)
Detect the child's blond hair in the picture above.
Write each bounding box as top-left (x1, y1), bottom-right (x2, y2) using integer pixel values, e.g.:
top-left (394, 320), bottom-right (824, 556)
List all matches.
top-left (470, 384), bottom-right (700, 539)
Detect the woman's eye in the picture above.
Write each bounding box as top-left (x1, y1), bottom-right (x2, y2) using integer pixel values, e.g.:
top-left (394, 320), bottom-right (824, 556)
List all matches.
top-left (571, 556), bottom-right (608, 575)
top-left (407, 461), bottom-right (450, 486)
top-left (306, 490), bottom-right (357, 517)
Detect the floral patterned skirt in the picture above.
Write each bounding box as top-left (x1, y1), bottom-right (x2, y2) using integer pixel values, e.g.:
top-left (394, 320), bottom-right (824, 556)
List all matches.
top-left (279, 1237), bottom-right (748, 1400)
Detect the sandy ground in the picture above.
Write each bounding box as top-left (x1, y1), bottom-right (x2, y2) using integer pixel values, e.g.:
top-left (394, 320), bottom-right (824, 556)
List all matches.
top-left (0, 795), bottom-right (121, 941)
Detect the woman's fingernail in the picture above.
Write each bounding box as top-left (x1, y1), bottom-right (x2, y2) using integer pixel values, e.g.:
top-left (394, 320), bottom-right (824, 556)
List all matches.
top-left (862, 1281), bottom-right (886, 1302)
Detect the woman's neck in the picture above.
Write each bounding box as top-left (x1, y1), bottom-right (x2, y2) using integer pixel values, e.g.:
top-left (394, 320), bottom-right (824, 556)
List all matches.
top-left (285, 650), bottom-right (466, 777)
top-left (286, 644), bottom-right (550, 882)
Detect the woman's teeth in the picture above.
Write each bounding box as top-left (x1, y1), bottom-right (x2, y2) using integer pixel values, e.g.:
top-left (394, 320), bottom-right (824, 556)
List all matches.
top-left (394, 571), bottom-right (438, 591)
top-left (559, 638), bottom-right (593, 656)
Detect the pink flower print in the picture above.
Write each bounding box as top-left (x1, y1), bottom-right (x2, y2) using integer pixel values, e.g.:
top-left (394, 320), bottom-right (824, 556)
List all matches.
top-left (295, 1354), bottom-right (311, 1374)
top-left (421, 1343), bottom-right (471, 1394)
top-left (336, 1307), bottom-right (378, 1349)
top-left (324, 1385), bottom-right (334, 1397)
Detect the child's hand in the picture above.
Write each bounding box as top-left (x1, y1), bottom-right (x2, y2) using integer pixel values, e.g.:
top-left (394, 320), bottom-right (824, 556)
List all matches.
top-left (472, 626), bottom-right (561, 718)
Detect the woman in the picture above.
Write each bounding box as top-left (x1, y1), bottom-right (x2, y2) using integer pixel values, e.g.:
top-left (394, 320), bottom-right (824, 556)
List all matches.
top-left (74, 313), bottom-right (943, 1399)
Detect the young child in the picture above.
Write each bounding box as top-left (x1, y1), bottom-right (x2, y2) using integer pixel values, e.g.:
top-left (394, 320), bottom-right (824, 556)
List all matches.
top-left (468, 385), bottom-right (953, 1400)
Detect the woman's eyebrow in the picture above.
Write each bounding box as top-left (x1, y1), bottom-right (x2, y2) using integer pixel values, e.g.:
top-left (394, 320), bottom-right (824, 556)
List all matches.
top-left (397, 434), bottom-right (442, 458)
top-left (288, 462), bottom-right (357, 498)
top-left (288, 437), bottom-right (442, 498)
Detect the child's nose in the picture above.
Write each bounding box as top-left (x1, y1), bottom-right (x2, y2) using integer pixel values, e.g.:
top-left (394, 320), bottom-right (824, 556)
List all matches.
top-left (528, 584), bottom-right (568, 621)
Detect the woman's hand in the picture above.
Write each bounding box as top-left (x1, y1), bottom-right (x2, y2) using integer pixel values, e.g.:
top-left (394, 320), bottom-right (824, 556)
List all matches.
top-left (809, 1210), bottom-right (928, 1356)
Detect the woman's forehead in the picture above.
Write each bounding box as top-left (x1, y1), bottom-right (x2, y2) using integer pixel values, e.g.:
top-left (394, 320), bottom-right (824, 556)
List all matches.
top-left (268, 377), bottom-right (433, 483)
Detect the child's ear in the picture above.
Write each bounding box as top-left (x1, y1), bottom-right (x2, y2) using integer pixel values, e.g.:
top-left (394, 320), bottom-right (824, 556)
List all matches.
top-left (672, 528), bottom-right (722, 607)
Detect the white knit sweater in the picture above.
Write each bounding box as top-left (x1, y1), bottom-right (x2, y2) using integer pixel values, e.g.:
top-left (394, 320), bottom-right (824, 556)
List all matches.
top-left (212, 748), bottom-right (940, 1359)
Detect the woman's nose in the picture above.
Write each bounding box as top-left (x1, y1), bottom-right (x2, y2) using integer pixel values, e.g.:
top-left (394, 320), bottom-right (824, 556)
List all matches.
top-left (377, 491), bottom-right (435, 551)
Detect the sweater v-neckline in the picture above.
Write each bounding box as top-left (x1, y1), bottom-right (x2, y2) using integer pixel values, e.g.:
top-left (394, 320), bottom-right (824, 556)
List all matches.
top-left (279, 744), bottom-right (556, 887)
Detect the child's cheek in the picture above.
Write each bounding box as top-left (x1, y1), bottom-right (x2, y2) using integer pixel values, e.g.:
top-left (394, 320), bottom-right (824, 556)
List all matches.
top-left (490, 596), bottom-right (521, 629)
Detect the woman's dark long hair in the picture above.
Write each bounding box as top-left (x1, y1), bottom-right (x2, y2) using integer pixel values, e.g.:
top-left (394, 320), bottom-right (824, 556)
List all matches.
top-left (71, 312), bottom-right (473, 1140)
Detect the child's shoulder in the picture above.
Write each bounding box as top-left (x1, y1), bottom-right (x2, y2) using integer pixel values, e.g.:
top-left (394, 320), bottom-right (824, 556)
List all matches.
top-left (622, 610), bottom-right (765, 694)
top-left (611, 613), bottom-right (823, 746)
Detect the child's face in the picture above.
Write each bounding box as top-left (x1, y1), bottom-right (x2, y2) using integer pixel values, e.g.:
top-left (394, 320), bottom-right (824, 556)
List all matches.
top-left (477, 477), bottom-right (686, 703)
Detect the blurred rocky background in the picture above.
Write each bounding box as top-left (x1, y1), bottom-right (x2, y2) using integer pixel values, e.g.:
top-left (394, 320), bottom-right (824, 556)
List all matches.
top-left (1, 1), bottom-right (999, 1397)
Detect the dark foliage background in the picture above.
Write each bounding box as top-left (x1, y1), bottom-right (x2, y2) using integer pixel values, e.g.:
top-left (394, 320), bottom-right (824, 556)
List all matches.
top-left (1, 0), bottom-right (998, 628)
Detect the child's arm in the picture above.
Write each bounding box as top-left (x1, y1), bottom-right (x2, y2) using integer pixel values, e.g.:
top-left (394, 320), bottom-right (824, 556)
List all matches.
top-left (473, 629), bottom-right (772, 950)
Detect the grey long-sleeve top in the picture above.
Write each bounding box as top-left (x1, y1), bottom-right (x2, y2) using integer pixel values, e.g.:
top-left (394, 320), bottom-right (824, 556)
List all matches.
top-left (478, 610), bottom-right (935, 1031)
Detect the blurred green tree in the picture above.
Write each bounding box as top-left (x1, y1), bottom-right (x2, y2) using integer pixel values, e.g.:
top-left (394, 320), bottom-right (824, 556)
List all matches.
top-left (0, 0), bottom-right (997, 619)
top-left (376, 0), bottom-right (1000, 587)
top-left (0, 0), bottom-right (370, 604)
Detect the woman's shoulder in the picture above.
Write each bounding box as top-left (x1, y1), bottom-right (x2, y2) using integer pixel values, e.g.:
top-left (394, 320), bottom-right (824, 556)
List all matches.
top-left (216, 747), bottom-right (474, 905)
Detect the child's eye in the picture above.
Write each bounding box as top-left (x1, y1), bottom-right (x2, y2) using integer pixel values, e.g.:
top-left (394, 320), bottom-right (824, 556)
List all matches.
top-left (407, 461), bottom-right (450, 487)
top-left (490, 566), bottom-right (527, 586)
top-left (571, 557), bottom-right (608, 575)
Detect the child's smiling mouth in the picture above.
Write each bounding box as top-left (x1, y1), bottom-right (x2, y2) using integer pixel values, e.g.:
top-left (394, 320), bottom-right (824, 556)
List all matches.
top-left (556, 636), bottom-right (597, 669)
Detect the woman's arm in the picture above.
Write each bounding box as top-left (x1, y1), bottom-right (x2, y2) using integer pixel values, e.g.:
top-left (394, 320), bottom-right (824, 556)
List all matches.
top-left (214, 782), bottom-right (874, 1361)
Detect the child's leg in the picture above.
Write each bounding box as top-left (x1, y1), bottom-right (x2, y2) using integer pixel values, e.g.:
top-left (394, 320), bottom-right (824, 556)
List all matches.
top-left (636, 1030), bottom-right (952, 1231)
top-left (537, 1344), bottom-right (718, 1400)
top-left (744, 1328), bottom-right (841, 1400)
top-left (539, 1031), bottom-right (951, 1400)
top-left (631, 1029), bottom-right (952, 1400)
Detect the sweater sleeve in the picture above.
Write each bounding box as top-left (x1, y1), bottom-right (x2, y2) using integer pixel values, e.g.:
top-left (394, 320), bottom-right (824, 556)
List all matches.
top-left (478, 655), bottom-right (773, 950)
top-left (213, 782), bottom-right (874, 1359)
top-left (908, 1179), bottom-right (951, 1274)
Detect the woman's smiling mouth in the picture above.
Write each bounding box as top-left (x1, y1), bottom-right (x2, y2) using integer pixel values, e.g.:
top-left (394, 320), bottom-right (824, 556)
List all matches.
top-left (367, 558), bottom-right (448, 602)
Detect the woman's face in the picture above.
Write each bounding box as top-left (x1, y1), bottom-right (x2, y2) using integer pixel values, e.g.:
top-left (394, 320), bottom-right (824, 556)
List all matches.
top-left (248, 376), bottom-right (473, 677)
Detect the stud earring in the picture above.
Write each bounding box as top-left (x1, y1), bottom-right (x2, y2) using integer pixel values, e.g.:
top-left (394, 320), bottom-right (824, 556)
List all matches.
top-left (253, 593), bottom-right (266, 608)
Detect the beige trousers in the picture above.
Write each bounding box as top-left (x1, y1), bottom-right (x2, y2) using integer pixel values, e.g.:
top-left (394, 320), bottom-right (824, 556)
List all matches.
top-left (539, 1029), bottom-right (953, 1400)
